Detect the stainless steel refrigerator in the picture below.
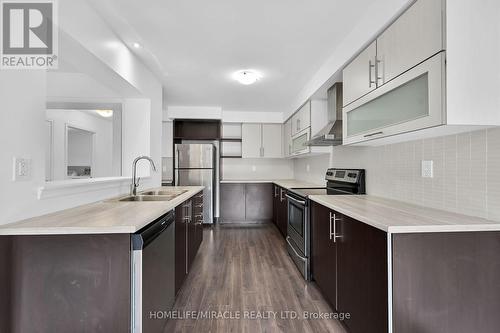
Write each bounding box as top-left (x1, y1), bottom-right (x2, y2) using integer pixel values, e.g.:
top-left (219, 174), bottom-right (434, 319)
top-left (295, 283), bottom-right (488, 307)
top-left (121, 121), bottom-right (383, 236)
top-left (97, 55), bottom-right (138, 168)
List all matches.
top-left (174, 143), bottom-right (216, 224)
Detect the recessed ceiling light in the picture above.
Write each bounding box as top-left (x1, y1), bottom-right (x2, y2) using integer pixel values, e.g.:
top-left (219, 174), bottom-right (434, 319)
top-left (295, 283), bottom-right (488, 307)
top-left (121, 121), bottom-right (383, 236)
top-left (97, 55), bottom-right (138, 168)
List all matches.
top-left (233, 70), bottom-right (262, 85)
top-left (96, 110), bottom-right (113, 118)
top-left (132, 42), bottom-right (141, 49)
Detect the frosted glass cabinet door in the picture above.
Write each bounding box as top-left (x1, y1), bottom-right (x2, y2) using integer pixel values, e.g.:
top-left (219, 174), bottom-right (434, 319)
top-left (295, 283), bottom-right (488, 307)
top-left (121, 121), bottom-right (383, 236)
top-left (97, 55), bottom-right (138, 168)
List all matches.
top-left (291, 129), bottom-right (310, 155)
top-left (343, 52), bottom-right (445, 145)
top-left (346, 74), bottom-right (429, 136)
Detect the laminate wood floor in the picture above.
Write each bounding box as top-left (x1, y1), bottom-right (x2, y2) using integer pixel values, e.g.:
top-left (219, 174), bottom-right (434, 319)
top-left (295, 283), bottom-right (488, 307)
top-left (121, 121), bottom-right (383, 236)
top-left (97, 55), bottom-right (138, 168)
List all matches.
top-left (164, 223), bottom-right (348, 333)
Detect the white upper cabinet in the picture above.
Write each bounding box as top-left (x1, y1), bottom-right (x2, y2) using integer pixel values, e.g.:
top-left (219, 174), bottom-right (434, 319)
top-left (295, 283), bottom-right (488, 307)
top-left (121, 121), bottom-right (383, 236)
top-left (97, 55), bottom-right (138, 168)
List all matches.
top-left (242, 123), bottom-right (283, 158)
top-left (283, 119), bottom-right (292, 157)
top-left (291, 101), bottom-right (311, 136)
top-left (262, 124), bottom-right (283, 158)
top-left (241, 123), bottom-right (261, 158)
top-left (342, 0), bottom-right (452, 145)
top-left (344, 53), bottom-right (445, 144)
top-left (342, 41), bottom-right (377, 107)
top-left (376, 0), bottom-right (445, 85)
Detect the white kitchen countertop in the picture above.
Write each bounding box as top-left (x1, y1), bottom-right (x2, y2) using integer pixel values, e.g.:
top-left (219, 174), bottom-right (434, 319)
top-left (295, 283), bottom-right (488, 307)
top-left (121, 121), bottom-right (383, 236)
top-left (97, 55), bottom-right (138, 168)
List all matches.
top-left (220, 179), bottom-right (324, 189)
top-left (0, 186), bottom-right (204, 235)
top-left (309, 195), bottom-right (500, 233)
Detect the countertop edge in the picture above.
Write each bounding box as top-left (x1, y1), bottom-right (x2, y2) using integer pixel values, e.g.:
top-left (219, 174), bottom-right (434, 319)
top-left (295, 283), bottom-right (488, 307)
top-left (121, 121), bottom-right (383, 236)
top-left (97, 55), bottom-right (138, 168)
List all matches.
top-left (0, 186), bottom-right (204, 236)
top-left (309, 195), bottom-right (500, 234)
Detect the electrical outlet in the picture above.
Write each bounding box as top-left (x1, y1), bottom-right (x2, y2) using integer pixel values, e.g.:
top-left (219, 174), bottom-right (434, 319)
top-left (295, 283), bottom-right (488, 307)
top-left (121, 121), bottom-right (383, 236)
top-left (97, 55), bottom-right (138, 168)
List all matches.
top-left (13, 157), bottom-right (31, 181)
top-left (306, 164), bottom-right (310, 172)
top-left (421, 160), bottom-right (434, 178)
top-left (251, 165), bottom-right (256, 172)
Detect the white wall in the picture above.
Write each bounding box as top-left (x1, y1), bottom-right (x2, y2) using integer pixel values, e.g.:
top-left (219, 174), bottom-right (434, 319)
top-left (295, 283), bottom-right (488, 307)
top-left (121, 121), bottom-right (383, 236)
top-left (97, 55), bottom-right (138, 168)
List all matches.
top-left (294, 128), bottom-right (500, 222)
top-left (222, 158), bottom-right (293, 181)
top-left (122, 99), bottom-right (152, 178)
top-left (0, 71), bottom-right (48, 224)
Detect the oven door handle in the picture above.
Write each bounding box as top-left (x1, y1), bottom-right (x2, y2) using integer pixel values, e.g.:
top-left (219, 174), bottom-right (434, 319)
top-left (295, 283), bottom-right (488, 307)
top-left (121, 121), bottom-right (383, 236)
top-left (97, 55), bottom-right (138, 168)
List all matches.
top-left (285, 194), bottom-right (306, 206)
top-left (286, 236), bottom-right (307, 262)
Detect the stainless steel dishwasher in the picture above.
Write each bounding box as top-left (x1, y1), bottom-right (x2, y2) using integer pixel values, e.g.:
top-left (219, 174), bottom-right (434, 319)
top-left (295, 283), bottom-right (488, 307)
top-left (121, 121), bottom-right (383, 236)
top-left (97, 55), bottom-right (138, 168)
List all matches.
top-left (132, 210), bottom-right (175, 333)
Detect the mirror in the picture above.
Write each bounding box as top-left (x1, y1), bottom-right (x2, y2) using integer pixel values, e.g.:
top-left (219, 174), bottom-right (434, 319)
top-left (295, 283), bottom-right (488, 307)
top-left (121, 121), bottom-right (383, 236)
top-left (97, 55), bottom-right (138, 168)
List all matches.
top-left (67, 126), bottom-right (94, 178)
top-left (45, 106), bottom-right (122, 181)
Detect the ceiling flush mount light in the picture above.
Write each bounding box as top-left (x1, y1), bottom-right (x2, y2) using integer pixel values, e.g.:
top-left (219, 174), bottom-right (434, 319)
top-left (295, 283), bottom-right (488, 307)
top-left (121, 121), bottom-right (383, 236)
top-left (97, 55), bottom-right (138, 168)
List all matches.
top-left (132, 42), bottom-right (141, 49)
top-left (96, 110), bottom-right (114, 118)
top-left (233, 70), bottom-right (262, 85)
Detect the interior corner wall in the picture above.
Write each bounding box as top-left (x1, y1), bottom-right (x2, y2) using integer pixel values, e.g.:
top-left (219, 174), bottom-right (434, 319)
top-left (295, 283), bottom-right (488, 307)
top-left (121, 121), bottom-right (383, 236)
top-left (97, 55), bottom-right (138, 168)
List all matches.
top-left (0, 71), bottom-right (48, 224)
top-left (122, 99), bottom-right (152, 178)
top-left (0, 0), bottom-right (163, 225)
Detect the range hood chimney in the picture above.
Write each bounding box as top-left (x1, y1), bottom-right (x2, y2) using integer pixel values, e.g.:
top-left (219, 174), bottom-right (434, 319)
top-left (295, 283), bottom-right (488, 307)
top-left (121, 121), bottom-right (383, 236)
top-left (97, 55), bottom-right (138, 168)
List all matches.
top-left (306, 83), bottom-right (343, 146)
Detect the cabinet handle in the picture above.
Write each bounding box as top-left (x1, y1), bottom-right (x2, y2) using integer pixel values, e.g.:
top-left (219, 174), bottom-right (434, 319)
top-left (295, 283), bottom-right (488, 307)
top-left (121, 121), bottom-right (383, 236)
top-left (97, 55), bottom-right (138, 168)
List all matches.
top-left (194, 204), bottom-right (203, 208)
top-left (375, 57), bottom-right (383, 86)
top-left (369, 60), bottom-right (376, 88)
top-left (274, 186), bottom-right (278, 197)
top-left (286, 236), bottom-right (307, 262)
top-left (296, 119), bottom-right (300, 131)
top-left (363, 131), bottom-right (383, 138)
top-left (329, 212), bottom-right (341, 242)
top-left (280, 189), bottom-right (285, 202)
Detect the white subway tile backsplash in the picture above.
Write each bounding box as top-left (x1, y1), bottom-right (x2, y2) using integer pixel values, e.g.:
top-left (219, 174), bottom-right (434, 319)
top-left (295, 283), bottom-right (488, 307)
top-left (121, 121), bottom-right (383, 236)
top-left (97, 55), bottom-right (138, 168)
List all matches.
top-left (294, 127), bottom-right (500, 222)
top-left (487, 128), bottom-right (500, 220)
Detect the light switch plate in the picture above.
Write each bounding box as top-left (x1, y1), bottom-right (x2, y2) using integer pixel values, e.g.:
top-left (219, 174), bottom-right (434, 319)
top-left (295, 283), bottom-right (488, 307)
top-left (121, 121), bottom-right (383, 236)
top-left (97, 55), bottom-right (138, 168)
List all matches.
top-left (13, 157), bottom-right (31, 181)
top-left (421, 160), bottom-right (434, 178)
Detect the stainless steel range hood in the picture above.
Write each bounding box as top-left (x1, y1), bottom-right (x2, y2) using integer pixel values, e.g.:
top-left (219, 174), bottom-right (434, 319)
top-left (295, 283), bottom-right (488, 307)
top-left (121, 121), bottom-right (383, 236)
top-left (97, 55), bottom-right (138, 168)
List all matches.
top-left (306, 83), bottom-right (343, 146)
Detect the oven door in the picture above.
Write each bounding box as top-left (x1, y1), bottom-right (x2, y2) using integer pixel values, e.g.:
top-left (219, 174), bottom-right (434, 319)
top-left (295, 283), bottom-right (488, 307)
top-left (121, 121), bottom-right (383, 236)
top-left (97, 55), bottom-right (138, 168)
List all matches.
top-left (285, 193), bottom-right (310, 280)
top-left (286, 194), bottom-right (306, 250)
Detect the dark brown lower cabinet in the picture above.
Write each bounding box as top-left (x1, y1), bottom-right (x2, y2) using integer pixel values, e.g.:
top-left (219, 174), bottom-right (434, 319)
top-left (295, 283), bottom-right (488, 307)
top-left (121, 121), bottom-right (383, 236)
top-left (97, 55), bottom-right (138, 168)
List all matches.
top-left (337, 214), bottom-right (388, 333)
top-left (392, 232), bottom-right (500, 333)
top-left (277, 187), bottom-right (288, 237)
top-left (0, 234), bottom-right (131, 332)
top-left (272, 185), bottom-right (279, 225)
top-left (175, 200), bottom-right (190, 294)
top-left (220, 183), bottom-right (273, 223)
top-left (311, 201), bottom-right (337, 307)
top-left (176, 191), bottom-right (204, 294)
top-left (189, 191), bottom-right (204, 269)
top-left (311, 202), bottom-right (387, 333)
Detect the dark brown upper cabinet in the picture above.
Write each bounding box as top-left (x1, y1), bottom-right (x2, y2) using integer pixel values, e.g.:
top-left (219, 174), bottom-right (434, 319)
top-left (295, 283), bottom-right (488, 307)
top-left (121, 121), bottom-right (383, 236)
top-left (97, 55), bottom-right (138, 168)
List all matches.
top-left (173, 119), bottom-right (221, 140)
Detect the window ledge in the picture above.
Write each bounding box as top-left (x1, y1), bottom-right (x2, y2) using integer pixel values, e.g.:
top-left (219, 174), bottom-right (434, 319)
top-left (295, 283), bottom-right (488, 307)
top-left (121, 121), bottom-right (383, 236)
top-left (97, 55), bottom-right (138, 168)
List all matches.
top-left (38, 177), bottom-right (136, 200)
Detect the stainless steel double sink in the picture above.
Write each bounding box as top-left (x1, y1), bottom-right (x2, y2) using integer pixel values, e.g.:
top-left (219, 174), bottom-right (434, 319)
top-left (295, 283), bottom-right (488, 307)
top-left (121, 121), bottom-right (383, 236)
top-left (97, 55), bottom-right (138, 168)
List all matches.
top-left (114, 189), bottom-right (188, 202)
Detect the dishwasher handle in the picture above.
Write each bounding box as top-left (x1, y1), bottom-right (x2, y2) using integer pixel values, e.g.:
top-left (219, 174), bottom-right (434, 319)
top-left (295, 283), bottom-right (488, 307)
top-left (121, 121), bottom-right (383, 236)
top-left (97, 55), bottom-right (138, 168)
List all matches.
top-left (132, 210), bottom-right (175, 250)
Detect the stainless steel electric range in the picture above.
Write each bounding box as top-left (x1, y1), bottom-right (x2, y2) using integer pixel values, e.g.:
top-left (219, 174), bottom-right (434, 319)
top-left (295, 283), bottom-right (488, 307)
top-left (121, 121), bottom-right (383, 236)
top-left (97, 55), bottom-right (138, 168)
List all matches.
top-left (285, 168), bottom-right (366, 280)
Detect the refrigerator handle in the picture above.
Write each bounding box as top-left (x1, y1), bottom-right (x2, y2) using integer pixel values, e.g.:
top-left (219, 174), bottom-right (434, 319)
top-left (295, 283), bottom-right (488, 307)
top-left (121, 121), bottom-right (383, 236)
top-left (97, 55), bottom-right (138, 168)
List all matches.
top-left (175, 148), bottom-right (179, 169)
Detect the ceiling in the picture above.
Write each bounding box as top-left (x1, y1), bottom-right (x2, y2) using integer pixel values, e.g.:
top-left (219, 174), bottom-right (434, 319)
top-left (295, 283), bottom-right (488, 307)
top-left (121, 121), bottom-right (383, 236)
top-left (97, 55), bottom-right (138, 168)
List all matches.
top-left (89, 0), bottom-right (375, 113)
